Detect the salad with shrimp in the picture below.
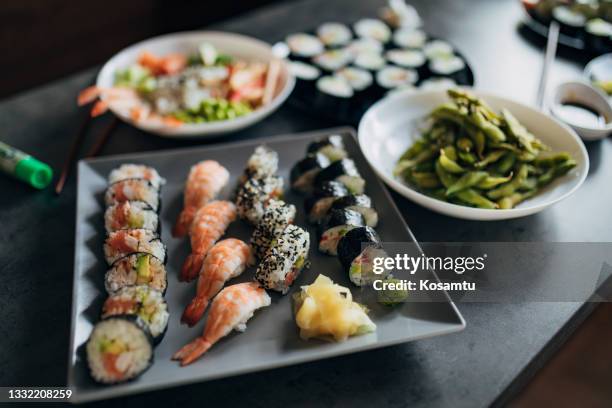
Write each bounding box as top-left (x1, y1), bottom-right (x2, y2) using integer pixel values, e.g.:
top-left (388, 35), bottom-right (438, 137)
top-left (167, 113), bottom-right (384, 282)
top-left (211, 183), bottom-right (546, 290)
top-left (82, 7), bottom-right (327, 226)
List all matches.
top-left (78, 43), bottom-right (280, 127)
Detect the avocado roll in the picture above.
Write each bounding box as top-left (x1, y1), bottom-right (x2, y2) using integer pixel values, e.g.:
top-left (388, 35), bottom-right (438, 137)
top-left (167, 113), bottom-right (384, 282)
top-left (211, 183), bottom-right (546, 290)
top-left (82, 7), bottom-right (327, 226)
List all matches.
top-left (336, 66), bottom-right (374, 95)
top-left (385, 49), bottom-right (427, 76)
top-left (585, 18), bottom-right (612, 54)
top-left (251, 199), bottom-right (297, 260)
top-left (330, 194), bottom-right (378, 227)
top-left (376, 66), bottom-right (419, 92)
top-left (105, 253), bottom-right (167, 295)
top-left (314, 158), bottom-right (365, 194)
top-left (353, 18), bottom-right (392, 44)
top-left (104, 201), bottom-right (159, 233)
top-left (103, 229), bottom-right (166, 265)
top-left (305, 180), bottom-right (349, 224)
top-left (316, 22), bottom-right (353, 48)
top-left (428, 55), bottom-right (468, 84)
top-left (290, 153), bottom-right (331, 194)
top-left (393, 28), bottom-right (427, 49)
top-left (423, 40), bottom-right (454, 59)
top-left (315, 75), bottom-right (354, 117)
top-left (108, 164), bottom-right (165, 191)
top-left (256, 224), bottom-right (310, 293)
top-left (312, 48), bottom-right (353, 73)
top-left (552, 6), bottom-right (586, 36)
top-left (101, 285), bottom-right (169, 345)
top-left (337, 226), bottom-right (386, 286)
top-left (353, 51), bottom-right (386, 72)
top-left (318, 208), bottom-right (365, 255)
top-left (306, 134), bottom-right (348, 162)
top-left (86, 315), bottom-right (154, 384)
top-left (289, 60), bottom-right (321, 101)
top-left (286, 33), bottom-right (324, 61)
top-left (105, 178), bottom-right (160, 212)
top-left (348, 37), bottom-right (384, 56)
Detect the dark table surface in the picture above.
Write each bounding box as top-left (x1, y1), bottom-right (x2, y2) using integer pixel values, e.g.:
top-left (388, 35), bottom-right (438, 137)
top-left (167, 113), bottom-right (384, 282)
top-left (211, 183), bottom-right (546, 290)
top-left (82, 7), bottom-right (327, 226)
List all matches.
top-left (1, 0), bottom-right (609, 406)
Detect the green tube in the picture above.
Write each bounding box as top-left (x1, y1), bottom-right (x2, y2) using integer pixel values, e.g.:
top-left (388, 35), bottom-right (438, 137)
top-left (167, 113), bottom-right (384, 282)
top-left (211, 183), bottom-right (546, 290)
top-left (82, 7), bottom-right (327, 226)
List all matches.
top-left (0, 141), bottom-right (53, 189)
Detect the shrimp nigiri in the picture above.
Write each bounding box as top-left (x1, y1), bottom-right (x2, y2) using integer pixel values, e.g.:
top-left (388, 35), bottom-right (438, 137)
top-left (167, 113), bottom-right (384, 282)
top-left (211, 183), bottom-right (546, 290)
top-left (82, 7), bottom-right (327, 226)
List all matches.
top-left (172, 282), bottom-right (271, 366)
top-left (173, 160), bottom-right (230, 238)
top-left (181, 239), bottom-right (252, 327)
top-left (180, 201), bottom-right (237, 282)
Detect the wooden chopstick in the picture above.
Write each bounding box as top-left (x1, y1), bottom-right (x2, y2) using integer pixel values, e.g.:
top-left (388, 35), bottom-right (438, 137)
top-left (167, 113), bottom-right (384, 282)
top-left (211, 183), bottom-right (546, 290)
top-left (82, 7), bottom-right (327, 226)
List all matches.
top-left (85, 118), bottom-right (119, 158)
top-left (536, 21), bottom-right (560, 109)
top-left (54, 110), bottom-right (93, 195)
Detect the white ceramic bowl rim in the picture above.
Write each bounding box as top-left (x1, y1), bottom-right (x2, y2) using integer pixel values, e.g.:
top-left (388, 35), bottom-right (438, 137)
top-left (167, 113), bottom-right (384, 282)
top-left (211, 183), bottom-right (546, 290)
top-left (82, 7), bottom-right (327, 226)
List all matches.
top-left (551, 80), bottom-right (612, 132)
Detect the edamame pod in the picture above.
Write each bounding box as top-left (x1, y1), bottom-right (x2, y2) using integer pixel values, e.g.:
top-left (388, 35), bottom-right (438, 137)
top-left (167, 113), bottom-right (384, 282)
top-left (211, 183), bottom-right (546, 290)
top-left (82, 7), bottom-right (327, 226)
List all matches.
top-left (446, 171), bottom-right (488, 196)
top-left (456, 189), bottom-right (498, 209)
top-left (487, 164), bottom-right (528, 200)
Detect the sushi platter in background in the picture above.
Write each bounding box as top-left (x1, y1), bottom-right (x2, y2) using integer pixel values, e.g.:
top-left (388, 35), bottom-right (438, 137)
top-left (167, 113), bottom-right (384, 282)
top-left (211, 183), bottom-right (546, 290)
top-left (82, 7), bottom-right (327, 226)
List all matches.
top-left (522, 0), bottom-right (612, 54)
top-left (68, 128), bottom-right (464, 402)
top-left (283, 1), bottom-right (475, 124)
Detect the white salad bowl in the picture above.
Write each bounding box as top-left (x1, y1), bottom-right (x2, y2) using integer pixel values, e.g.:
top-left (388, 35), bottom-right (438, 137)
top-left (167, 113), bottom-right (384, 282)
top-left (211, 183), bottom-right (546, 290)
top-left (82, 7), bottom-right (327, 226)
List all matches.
top-left (96, 31), bottom-right (295, 138)
top-left (357, 89), bottom-right (589, 221)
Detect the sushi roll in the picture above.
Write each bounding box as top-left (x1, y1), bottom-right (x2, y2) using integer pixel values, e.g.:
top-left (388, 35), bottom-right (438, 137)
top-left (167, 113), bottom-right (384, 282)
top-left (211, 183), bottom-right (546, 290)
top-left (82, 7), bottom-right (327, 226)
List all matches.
top-left (105, 179), bottom-right (160, 212)
top-left (316, 22), bottom-right (353, 48)
top-left (379, 2), bottom-right (422, 29)
top-left (86, 316), bottom-right (153, 384)
top-left (251, 199), bottom-right (297, 260)
top-left (315, 75), bottom-right (354, 117)
top-left (104, 201), bottom-right (159, 233)
top-left (318, 208), bottom-right (365, 256)
top-left (329, 194), bottom-right (378, 227)
top-left (104, 229), bottom-right (166, 265)
top-left (347, 38), bottom-right (384, 56)
top-left (255, 224), bottom-right (310, 293)
top-left (235, 176), bottom-right (284, 225)
top-left (336, 66), bottom-right (375, 109)
top-left (290, 153), bottom-right (331, 194)
top-left (286, 33), bottom-right (324, 61)
top-left (337, 226), bottom-right (387, 286)
top-left (101, 285), bottom-right (169, 345)
top-left (353, 18), bottom-right (392, 44)
top-left (385, 49), bottom-right (427, 76)
top-left (289, 61), bottom-right (321, 101)
top-left (314, 158), bottom-right (365, 195)
top-left (585, 19), bottom-right (612, 54)
top-left (108, 164), bottom-right (165, 191)
top-left (376, 66), bottom-right (418, 93)
top-left (428, 55), bottom-right (468, 84)
top-left (240, 146), bottom-right (279, 183)
top-left (419, 77), bottom-right (457, 91)
top-left (353, 51), bottom-right (386, 72)
top-left (393, 28), bottom-right (427, 49)
top-left (105, 253), bottom-right (167, 295)
top-left (552, 6), bottom-right (587, 36)
top-left (423, 40), bottom-right (454, 59)
top-left (312, 48), bottom-right (353, 73)
top-left (306, 134), bottom-right (348, 162)
top-left (305, 180), bottom-right (349, 224)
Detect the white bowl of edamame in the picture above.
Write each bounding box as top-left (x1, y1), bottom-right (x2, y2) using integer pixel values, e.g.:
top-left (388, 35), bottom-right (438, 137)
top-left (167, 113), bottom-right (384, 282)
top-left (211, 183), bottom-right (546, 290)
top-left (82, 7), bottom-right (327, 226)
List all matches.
top-left (358, 88), bottom-right (589, 221)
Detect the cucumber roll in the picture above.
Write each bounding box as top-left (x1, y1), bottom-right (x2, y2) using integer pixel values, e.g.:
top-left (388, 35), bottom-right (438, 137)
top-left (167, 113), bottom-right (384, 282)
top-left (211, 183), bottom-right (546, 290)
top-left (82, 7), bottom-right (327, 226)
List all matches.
top-left (305, 180), bottom-right (349, 224)
top-left (316, 22), bottom-right (353, 48)
top-left (105, 178), bottom-right (160, 212)
top-left (108, 164), bottom-right (165, 191)
top-left (353, 18), bottom-right (392, 44)
top-left (353, 51), bottom-right (386, 72)
top-left (255, 224), bottom-right (310, 294)
top-left (329, 194), bottom-right (378, 227)
top-left (585, 19), bottom-right (612, 54)
top-left (290, 153), bottom-right (331, 194)
top-left (336, 66), bottom-right (374, 95)
top-left (423, 40), bottom-right (454, 59)
top-left (348, 38), bottom-right (384, 56)
top-left (313, 48), bottom-right (353, 73)
top-left (393, 28), bottom-right (427, 49)
top-left (315, 75), bottom-right (354, 117)
top-left (289, 61), bottom-right (321, 101)
top-left (306, 134), bottom-right (348, 162)
top-left (552, 6), bottom-right (586, 36)
top-left (314, 158), bottom-right (365, 194)
top-left (86, 315), bottom-right (154, 384)
top-left (286, 33), bottom-right (324, 61)
top-left (251, 199), bottom-right (297, 260)
top-left (104, 201), bottom-right (159, 233)
top-left (235, 175), bottom-right (284, 225)
top-left (337, 226), bottom-right (387, 286)
top-left (318, 208), bottom-right (365, 255)
top-left (428, 55), bottom-right (468, 84)
top-left (101, 285), bottom-right (169, 345)
top-left (105, 253), bottom-right (167, 295)
top-left (104, 229), bottom-right (166, 265)
top-left (385, 49), bottom-right (427, 76)
top-left (376, 66), bottom-right (419, 92)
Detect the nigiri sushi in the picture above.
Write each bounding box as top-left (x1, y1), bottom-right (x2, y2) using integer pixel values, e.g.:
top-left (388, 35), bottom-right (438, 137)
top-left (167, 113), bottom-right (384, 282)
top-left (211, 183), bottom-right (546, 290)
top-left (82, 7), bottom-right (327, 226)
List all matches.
top-left (173, 160), bottom-right (230, 238)
top-left (181, 238), bottom-right (252, 327)
top-left (172, 282), bottom-right (271, 366)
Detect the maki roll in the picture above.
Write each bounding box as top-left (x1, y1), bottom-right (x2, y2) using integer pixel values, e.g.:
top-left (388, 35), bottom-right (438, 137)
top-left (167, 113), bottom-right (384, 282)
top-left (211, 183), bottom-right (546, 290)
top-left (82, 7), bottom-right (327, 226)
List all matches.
top-left (317, 22), bottom-right (353, 48)
top-left (428, 55), bottom-right (468, 84)
top-left (353, 18), bottom-right (392, 44)
top-left (423, 40), bottom-right (454, 59)
top-left (108, 164), bottom-right (165, 191)
top-left (337, 226), bottom-right (387, 286)
top-left (289, 61), bottom-right (321, 101)
top-left (286, 33), bottom-right (324, 61)
top-left (256, 224), bottom-right (310, 293)
top-left (235, 175), bottom-right (284, 225)
top-left (312, 48), bottom-right (353, 73)
top-left (251, 199), bottom-right (297, 260)
top-left (105, 253), bottom-right (167, 295)
top-left (306, 134), bottom-right (348, 162)
top-left (552, 6), bottom-right (586, 36)
top-left (347, 38), bottom-right (384, 56)
top-left (104, 201), bottom-right (159, 233)
top-left (290, 153), bottom-right (331, 194)
top-left (315, 75), bottom-right (354, 116)
top-left (353, 51), bottom-right (386, 72)
top-left (240, 145), bottom-right (279, 183)
top-left (419, 77), bottom-right (457, 91)
top-left (336, 67), bottom-right (374, 96)
top-left (105, 179), bottom-right (160, 212)
top-left (305, 180), bottom-right (349, 224)
top-left (585, 19), bottom-right (612, 53)
top-left (318, 208), bottom-right (365, 255)
top-left (86, 316), bottom-right (153, 384)
top-left (376, 66), bottom-right (418, 93)
top-left (329, 194), bottom-right (378, 227)
top-left (393, 28), bottom-right (427, 49)
top-left (104, 229), bottom-right (166, 265)
top-left (385, 49), bottom-right (427, 76)
top-left (101, 285), bottom-right (169, 345)
top-left (314, 158), bottom-right (365, 195)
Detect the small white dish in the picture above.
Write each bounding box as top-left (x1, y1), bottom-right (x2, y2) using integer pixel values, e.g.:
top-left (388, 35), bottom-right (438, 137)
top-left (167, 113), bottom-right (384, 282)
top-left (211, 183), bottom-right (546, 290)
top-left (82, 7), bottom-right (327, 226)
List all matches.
top-left (97, 31), bottom-right (295, 138)
top-left (358, 88), bottom-right (589, 221)
top-left (550, 81), bottom-right (612, 141)
top-left (584, 53), bottom-right (612, 103)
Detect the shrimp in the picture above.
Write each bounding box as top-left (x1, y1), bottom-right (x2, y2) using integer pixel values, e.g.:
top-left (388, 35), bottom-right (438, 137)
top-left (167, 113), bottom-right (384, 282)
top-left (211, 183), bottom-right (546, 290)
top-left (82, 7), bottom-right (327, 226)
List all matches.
top-left (173, 161), bottom-right (230, 238)
top-left (180, 201), bottom-right (237, 282)
top-left (172, 282), bottom-right (271, 366)
top-left (181, 239), bottom-right (252, 327)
